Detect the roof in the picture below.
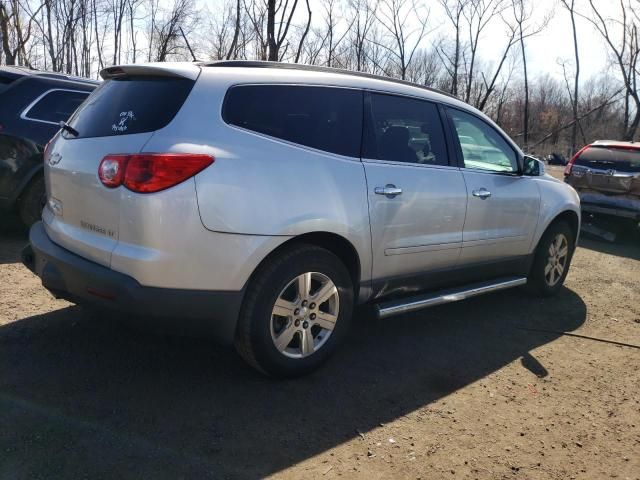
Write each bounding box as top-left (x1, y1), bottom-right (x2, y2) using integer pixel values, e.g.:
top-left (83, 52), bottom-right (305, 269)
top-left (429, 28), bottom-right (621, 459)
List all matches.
top-left (0, 65), bottom-right (99, 85)
top-left (201, 60), bottom-right (457, 100)
top-left (591, 140), bottom-right (640, 150)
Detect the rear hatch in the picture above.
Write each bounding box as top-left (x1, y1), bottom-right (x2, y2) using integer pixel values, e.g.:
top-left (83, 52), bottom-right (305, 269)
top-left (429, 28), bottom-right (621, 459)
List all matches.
top-left (44, 65), bottom-right (199, 266)
top-left (567, 145), bottom-right (640, 195)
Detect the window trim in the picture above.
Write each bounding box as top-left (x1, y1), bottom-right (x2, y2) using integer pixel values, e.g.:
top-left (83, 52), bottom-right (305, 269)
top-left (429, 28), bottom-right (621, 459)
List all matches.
top-left (444, 105), bottom-right (523, 176)
top-left (361, 90), bottom-right (454, 168)
top-left (20, 88), bottom-right (90, 126)
top-left (221, 83), bottom-right (364, 160)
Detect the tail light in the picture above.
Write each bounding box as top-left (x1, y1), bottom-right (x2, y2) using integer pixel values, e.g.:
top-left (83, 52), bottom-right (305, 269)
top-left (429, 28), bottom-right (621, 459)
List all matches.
top-left (564, 145), bottom-right (590, 176)
top-left (98, 153), bottom-right (214, 193)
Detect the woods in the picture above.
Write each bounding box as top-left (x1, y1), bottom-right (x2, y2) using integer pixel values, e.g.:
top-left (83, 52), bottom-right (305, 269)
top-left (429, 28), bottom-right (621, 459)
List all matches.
top-left (1, 0), bottom-right (639, 155)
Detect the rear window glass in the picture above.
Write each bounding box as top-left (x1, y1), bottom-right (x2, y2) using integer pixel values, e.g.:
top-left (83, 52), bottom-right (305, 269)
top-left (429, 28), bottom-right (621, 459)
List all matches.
top-left (25, 89), bottom-right (89, 123)
top-left (222, 85), bottom-right (363, 158)
top-left (66, 76), bottom-right (194, 138)
top-left (576, 147), bottom-right (640, 173)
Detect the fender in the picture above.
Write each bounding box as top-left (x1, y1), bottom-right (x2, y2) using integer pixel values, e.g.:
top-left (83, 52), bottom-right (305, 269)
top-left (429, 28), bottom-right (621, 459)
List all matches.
top-left (529, 176), bottom-right (581, 252)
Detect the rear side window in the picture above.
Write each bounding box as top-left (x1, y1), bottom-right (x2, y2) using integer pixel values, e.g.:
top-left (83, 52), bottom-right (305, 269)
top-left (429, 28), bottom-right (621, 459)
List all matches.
top-left (576, 147), bottom-right (640, 173)
top-left (222, 85), bottom-right (363, 158)
top-left (24, 89), bottom-right (89, 124)
top-left (66, 76), bottom-right (194, 139)
top-left (363, 92), bottom-right (449, 166)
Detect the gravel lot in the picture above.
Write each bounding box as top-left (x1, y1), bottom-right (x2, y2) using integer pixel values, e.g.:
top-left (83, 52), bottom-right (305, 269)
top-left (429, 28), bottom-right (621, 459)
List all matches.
top-left (1, 178), bottom-right (639, 479)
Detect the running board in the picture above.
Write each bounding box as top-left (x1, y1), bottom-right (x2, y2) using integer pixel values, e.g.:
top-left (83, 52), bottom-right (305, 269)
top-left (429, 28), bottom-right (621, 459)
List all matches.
top-left (375, 276), bottom-right (528, 319)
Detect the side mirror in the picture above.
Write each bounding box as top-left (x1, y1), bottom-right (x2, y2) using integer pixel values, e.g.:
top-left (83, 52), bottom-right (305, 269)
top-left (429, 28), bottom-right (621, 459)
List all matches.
top-left (523, 155), bottom-right (545, 176)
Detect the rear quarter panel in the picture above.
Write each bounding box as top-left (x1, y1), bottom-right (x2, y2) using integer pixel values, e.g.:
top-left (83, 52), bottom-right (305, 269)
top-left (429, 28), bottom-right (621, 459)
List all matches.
top-left (141, 71), bottom-right (373, 285)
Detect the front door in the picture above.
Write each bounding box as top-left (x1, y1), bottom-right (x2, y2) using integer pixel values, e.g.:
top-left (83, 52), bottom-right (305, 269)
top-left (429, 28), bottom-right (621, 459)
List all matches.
top-left (445, 107), bottom-right (540, 264)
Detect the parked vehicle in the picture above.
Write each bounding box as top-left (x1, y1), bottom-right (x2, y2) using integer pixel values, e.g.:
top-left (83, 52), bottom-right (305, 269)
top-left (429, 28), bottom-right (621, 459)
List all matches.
top-left (546, 153), bottom-right (567, 166)
top-left (0, 66), bottom-right (97, 227)
top-left (22, 61), bottom-right (581, 377)
top-left (564, 141), bottom-right (640, 233)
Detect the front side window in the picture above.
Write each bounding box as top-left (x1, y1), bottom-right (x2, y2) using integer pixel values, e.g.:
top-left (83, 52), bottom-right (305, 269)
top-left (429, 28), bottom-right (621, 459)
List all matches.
top-left (363, 93), bottom-right (449, 166)
top-left (448, 108), bottom-right (518, 173)
top-left (222, 85), bottom-right (363, 158)
top-left (24, 90), bottom-right (89, 124)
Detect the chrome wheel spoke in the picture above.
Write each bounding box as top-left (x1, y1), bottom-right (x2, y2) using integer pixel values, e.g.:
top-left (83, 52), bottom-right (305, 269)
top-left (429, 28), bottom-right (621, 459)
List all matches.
top-left (297, 272), bottom-right (312, 299)
top-left (300, 329), bottom-right (315, 356)
top-left (274, 322), bottom-right (296, 352)
top-left (314, 311), bottom-right (337, 331)
top-left (544, 262), bottom-right (553, 276)
top-left (557, 245), bottom-right (568, 259)
top-left (313, 281), bottom-right (338, 305)
top-left (272, 298), bottom-right (296, 318)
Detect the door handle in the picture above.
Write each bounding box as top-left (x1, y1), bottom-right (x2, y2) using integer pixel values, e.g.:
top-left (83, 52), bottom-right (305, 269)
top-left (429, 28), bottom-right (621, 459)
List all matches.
top-left (374, 184), bottom-right (403, 198)
top-left (472, 188), bottom-right (491, 200)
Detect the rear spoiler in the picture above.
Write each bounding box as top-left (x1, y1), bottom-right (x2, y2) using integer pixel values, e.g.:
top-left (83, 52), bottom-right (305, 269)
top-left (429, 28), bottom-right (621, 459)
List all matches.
top-left (100, 63), bottom-right (201, 81)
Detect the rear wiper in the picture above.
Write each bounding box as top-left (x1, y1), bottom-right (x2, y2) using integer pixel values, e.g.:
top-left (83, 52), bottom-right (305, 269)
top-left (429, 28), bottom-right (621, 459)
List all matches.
top-left (59, 121), bottom-right (79, 137)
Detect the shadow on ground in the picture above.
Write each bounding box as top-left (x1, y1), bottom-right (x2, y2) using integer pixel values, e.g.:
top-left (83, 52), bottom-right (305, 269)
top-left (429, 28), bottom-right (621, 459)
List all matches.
top-left (0, 286), bottom-right (586, 479)
top-left (578, 234), bottom-right (640, 261)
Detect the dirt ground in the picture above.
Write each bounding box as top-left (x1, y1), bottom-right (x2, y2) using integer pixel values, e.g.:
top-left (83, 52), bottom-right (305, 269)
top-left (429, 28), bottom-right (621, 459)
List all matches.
top-left (1, 179), bottom-right (639, 479)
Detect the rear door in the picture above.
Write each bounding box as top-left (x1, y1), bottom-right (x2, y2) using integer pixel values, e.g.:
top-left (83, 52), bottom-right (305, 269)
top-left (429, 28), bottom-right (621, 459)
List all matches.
top-left (363, 92), bottom-right (467, 296)
top-left (44, 68), bottom-right (198, 266)
top-left (445, 107), bottom-right (540, 264)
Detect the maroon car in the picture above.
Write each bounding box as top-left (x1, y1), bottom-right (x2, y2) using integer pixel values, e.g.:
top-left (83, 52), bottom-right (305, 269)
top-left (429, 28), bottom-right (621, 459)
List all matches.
top-left (565, 140), bottom-right (640, 232)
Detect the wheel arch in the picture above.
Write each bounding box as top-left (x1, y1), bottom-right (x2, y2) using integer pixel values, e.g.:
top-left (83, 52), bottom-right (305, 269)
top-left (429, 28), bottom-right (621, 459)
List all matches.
top-left (11, 162), bottom-right (44, 207)
top-left (247, 231), bottom-right (362, 298)
top-left (546, 210), bottom-right (580, 245)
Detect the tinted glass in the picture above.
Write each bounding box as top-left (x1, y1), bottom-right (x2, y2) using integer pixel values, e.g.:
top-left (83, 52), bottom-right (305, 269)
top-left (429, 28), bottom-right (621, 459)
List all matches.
top-left (576, 146), bottom-right (640, 173)
top-left (223, 85), bottom-right (362, 157)
top-left (66, 76), bottom-right (194, 138)
top-left (363, 93), bottom-right (448, 165)
top-left (448, 108), bottom-right (517, 173)
top-left (26, 90), bottom-right (89, 123)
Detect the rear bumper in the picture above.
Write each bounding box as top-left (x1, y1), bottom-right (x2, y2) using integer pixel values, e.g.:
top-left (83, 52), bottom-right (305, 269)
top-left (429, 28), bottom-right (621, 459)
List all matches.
top-left (22, 221), bottom-right (243, 343)
top-left (582, 202), bottom-right (640, 220)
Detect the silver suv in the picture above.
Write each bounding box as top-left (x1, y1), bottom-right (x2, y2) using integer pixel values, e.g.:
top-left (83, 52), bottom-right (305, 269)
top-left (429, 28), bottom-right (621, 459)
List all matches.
top-left (23, 61), bottom-right (581, 377)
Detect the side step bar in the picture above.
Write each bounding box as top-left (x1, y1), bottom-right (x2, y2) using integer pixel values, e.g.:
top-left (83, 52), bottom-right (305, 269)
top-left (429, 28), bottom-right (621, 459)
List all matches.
top-left (375, 276), bottom-right (528, 319)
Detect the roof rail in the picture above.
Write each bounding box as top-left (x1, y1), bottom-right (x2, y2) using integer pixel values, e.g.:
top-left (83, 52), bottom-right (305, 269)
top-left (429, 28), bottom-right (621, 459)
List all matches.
top-left (202, 60), bottom-right (456, 100)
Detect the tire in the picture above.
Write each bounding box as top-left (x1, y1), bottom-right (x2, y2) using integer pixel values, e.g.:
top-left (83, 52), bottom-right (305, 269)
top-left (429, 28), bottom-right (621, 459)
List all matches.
top-left (235, 244), bottom-right (354, 378)
top-left (18, 175), bottom-right (46, 228)
top-left (526, 221), bottom-right (575, 297)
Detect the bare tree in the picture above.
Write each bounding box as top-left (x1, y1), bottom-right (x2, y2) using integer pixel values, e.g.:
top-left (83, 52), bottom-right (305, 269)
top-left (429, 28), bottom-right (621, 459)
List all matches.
top-left (584, 0), bottom-right (640, 140)
top-left (373, 0), bottom-right (430, 80)
top-left (561, 0), bottom-right (580, 155)
top-left (437, 0), bottom-right (468, 95)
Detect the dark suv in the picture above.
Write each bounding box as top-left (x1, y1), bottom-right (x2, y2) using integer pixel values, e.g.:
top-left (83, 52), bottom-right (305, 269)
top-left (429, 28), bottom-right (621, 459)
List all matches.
top-left (0, 66), bottom-right (97, 227)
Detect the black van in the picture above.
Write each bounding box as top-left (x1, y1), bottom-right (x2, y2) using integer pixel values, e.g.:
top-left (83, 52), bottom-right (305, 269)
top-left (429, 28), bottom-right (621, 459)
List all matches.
top-left (0, 66), bottom-right (97, 227)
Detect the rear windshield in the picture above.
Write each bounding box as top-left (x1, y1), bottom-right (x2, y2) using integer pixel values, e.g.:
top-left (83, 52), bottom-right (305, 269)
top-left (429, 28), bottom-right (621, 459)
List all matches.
top-left (576, 146), bottom-right (640, 173)
top-left (65, 76), bottom-right (194, 138)
top-left (222, 85), bottom-right (363, 158)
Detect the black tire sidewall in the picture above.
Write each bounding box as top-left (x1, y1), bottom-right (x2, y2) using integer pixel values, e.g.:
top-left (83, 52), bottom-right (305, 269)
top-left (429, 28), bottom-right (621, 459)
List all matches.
top-left (19, 175), bottom-right (46, 228)
top-left (240, 246), bottom-right (353, 377)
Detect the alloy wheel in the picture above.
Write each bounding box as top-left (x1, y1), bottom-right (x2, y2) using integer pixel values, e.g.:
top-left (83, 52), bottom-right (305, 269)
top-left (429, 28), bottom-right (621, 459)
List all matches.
top-left (544, 233), bottom-right (569, 287)
top-left (270, 272), bottom-right (340, 359)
